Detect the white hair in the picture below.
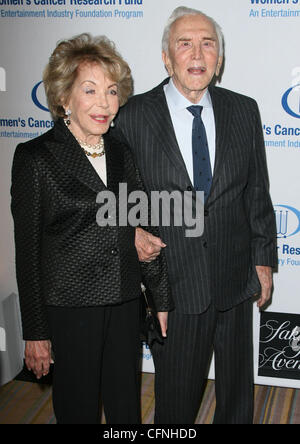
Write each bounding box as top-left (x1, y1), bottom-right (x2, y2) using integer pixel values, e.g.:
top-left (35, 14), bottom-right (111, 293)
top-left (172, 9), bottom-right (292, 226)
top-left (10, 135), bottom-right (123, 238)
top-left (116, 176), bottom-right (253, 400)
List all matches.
top-left (162, 6), bottom-right (224, 57)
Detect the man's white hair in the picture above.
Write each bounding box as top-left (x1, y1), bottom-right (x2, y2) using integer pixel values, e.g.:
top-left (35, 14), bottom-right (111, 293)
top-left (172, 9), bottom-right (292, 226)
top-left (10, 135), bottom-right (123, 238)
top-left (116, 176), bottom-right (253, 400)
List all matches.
top-left (162, 6), bottom-right (224, 57)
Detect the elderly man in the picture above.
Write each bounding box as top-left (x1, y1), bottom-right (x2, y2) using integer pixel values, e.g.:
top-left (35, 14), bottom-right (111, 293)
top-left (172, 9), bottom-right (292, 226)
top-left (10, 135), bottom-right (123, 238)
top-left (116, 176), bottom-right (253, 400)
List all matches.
top-left (115, 6), bottom-right (277, 424)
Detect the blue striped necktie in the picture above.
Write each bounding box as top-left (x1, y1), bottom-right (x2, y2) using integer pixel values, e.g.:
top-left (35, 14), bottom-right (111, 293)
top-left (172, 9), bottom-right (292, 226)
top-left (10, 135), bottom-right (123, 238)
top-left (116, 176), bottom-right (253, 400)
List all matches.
top-left (187, 105), bottom-right (212, 202)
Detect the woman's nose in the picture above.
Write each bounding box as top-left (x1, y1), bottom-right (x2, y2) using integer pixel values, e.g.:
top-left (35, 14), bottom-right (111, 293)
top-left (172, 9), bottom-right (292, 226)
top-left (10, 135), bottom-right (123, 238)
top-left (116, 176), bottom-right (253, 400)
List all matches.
top-left (96, 93), bottom-right (109, 108)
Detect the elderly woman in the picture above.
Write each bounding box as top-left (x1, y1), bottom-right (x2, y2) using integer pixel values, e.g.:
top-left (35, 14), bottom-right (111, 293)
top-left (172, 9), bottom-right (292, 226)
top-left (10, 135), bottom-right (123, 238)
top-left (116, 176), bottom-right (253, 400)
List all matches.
top-left (11, 33), bottom-right (172, 424)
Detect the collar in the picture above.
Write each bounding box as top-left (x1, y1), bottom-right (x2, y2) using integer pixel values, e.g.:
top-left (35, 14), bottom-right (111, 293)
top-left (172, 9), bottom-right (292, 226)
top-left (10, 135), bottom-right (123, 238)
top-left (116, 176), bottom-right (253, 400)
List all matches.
top-left (164, 78), bottom-right (213, 111)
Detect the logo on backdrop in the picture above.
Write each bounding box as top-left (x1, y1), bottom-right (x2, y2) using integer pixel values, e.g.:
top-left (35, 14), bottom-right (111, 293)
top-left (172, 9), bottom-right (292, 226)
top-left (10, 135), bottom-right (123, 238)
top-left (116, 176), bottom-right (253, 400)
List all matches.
top-left (282, 68), bottom-right (300, 119)
top-left (31, 81), bottom-right (49, 112)
top-left (259, 312), bottom-right (300, 381)
top-left (282, 85), bottom-right (300, 119)
top-left (274, 205), bottom-right (300, 239)
top-left (0, 67), bottom-right (6, 92)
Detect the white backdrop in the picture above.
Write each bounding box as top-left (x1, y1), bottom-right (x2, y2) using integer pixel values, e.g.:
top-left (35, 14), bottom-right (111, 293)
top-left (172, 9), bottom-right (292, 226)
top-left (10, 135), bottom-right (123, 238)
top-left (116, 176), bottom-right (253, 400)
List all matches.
top-left (0, 0), bottom-right (299, 388)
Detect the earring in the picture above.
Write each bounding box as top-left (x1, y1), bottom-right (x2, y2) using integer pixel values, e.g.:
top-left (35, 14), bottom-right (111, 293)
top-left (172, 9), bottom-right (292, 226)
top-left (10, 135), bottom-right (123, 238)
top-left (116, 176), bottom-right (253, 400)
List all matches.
top-left (65, 109), bottom-right (71, 126)
top-left (110, 120), bottom-right (115, 128)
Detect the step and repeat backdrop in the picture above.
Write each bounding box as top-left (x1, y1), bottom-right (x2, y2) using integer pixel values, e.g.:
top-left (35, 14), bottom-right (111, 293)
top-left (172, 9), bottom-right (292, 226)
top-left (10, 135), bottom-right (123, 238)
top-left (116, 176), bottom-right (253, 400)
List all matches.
top-left (0, 0), bottom-right (299, 387)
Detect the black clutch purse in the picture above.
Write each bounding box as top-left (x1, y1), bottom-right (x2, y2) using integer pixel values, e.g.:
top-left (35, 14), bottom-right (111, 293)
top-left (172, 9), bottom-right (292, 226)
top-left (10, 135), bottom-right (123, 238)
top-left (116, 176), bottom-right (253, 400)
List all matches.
top-left (140, 283), bottom-right (164, 347)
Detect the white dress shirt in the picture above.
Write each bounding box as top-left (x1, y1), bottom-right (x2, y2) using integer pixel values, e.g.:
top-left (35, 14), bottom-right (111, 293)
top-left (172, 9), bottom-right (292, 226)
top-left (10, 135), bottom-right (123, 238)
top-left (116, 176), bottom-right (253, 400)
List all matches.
top-left (164, 78), bottom-right (216, 184)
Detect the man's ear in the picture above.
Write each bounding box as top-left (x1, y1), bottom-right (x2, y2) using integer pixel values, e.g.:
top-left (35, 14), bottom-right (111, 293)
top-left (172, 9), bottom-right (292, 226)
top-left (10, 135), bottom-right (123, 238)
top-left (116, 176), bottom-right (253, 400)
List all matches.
top-left (215, 56), bottom-right (223, 77)
top-left (162, 51), bottom-right (174, 76)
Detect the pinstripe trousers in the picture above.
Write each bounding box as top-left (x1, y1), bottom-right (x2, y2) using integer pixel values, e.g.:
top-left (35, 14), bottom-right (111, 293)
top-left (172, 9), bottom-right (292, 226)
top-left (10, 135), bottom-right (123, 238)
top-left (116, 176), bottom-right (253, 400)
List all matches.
top-left (151, 298), bottom-right (254, 424)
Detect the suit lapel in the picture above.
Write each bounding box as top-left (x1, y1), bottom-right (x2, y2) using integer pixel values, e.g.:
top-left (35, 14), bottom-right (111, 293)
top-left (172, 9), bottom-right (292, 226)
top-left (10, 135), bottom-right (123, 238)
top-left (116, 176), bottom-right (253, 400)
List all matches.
top-left (45, 119), bottom-right (106, 193)
top-left (209, 86), bottom-right (233, 198)
top-left (143, 80), bottom-right (192, 182)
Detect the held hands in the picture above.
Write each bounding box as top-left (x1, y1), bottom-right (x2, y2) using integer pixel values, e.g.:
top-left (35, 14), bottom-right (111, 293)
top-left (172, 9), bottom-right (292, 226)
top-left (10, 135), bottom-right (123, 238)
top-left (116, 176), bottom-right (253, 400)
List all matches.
top-left (25, 340), bottom-right (53, 380)
top-left (255, 265), bottom-right (273, 309)
top-left (135, 227), bottom-right (166, 262)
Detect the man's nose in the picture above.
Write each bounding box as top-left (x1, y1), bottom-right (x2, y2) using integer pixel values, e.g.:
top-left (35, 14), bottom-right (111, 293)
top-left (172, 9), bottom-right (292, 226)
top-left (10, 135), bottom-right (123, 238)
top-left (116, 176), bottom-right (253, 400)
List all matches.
top-left (192, 45), bottom-right (203, 60)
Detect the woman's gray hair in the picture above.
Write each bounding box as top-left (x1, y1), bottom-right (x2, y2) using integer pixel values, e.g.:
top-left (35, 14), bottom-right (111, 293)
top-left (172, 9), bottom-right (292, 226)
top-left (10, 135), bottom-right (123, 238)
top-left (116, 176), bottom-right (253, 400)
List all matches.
top-left (162, 6), bottom-right (224, 57)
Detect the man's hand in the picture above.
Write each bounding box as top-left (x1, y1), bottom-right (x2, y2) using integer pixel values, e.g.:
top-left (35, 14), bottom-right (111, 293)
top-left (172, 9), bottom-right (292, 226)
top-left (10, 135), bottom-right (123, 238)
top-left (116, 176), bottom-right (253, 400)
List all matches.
top-left (135, 227), bottom-right (166, 262)
top-left (255, 265), bottom-right (273, 309)
top-left (25, 340), bottom-right (53, 379)
top-left (157, 312), bottom-right (168, 338)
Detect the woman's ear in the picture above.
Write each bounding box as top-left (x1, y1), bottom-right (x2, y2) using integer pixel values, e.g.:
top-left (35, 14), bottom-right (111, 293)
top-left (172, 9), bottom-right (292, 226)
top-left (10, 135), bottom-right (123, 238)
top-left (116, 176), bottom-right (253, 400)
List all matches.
top-left (60, 94), bottom-right (70, 115)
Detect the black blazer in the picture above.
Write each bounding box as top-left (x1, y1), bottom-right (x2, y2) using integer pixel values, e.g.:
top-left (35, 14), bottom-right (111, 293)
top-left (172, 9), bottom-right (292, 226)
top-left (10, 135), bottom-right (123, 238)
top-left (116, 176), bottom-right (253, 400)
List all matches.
top-left (11, 118), bottom-right (172, 340)
top-left (114, 79), bottom-right (277, 314)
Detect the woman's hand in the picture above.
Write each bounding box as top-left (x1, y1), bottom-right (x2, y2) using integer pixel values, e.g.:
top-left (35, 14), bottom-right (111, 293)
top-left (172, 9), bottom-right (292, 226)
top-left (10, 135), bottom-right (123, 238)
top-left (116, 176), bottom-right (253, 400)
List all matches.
top-left (157, 312), bottom-right (168, 338)
top-left (25, 340), bottom-right (53, 379)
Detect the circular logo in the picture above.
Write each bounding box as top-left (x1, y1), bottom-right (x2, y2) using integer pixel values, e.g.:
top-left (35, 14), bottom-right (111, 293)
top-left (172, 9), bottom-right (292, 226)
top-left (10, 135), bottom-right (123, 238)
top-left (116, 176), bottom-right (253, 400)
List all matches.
top-left (31, 81), bottom-right (49, 112)
top-left (281, 84), bottom-right (300, 119)
top-left (274, 205), bottom-right (300, 238)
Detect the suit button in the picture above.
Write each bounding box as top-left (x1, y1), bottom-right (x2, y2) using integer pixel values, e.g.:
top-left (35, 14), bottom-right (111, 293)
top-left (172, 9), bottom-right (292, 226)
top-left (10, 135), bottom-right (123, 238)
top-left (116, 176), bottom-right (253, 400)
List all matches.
top-left (111, 248), bottom-right (118, 256)
top-left (187, 185), bottom-right (193, 191)
top-left (202, 241), bottom-right (208, 248)
top-left (204, 209), bottom-right (209, 217)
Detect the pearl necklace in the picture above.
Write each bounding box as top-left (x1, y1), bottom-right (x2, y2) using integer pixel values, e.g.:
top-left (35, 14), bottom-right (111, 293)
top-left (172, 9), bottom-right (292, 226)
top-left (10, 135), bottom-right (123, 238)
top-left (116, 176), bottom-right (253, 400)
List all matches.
top-left (75, 136), bottom-right (105, 158)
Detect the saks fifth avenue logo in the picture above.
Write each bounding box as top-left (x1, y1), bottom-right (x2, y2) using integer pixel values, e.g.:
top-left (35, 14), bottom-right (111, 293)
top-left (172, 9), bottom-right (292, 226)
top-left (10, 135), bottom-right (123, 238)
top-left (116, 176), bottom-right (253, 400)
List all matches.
top-left (259, 313), bottom-right (300, 379)
top-left (274, 205), bottom-right (300, 239)
top-left (31, 81), bottom-right (49, 112)
top-left (0, 67), bottom-right (6, 92)
top-left (260, 321), bottom-right (300, 354)
top-left (282, 68), bottom-right (300, 119)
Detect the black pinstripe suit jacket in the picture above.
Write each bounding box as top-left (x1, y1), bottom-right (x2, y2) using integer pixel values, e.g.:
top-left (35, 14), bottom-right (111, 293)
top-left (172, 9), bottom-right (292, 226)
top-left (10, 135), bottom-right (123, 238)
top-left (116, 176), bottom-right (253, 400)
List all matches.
top-left (114, 78), bottom-right (277, 314)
